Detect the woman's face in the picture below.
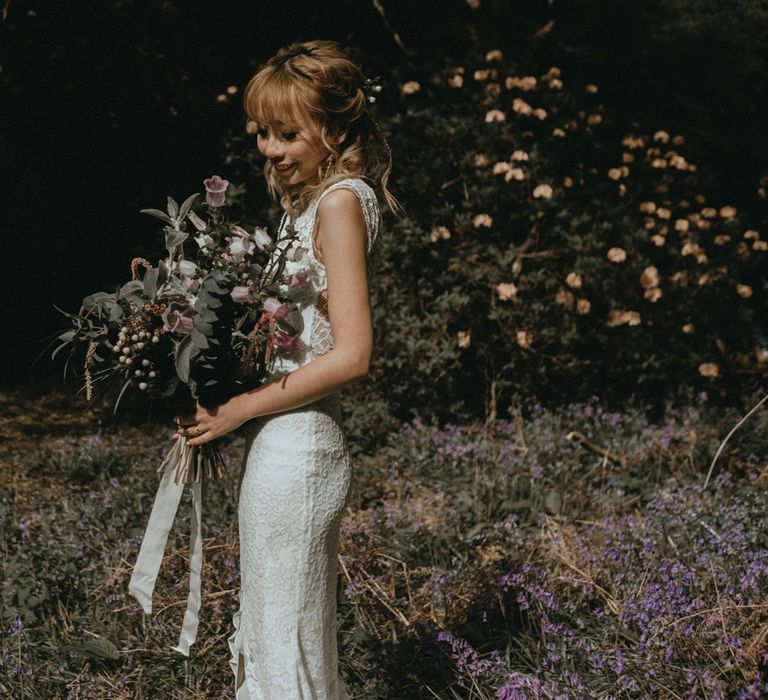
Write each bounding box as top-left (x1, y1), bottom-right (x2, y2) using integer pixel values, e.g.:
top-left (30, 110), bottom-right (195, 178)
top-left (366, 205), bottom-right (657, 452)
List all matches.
top-left (255, 119), bottom-right (330, 187)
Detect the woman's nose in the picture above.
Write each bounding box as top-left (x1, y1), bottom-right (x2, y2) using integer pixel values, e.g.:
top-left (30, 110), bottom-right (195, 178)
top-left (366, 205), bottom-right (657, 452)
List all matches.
top-left (264, 135), bottom-right (283, 159)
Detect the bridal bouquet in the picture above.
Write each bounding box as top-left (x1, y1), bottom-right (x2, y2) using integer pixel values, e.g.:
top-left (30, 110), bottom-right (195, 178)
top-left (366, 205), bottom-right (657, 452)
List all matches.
top-left (53, 175), bottom-right (305, 483)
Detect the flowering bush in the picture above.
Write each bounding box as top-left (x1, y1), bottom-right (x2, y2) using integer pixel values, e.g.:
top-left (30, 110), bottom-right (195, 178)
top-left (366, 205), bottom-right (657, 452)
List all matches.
top-left (363, 51), bottom-right (767, 424)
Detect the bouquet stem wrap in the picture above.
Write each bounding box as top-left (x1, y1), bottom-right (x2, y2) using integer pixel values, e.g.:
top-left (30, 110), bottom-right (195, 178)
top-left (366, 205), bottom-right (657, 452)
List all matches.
top-left (128, 435), bottom-right (211, 656)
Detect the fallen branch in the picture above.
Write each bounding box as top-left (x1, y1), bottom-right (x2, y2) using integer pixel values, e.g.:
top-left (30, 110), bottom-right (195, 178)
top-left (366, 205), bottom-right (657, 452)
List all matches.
top-left (565, 430), bottom-right (627, 468)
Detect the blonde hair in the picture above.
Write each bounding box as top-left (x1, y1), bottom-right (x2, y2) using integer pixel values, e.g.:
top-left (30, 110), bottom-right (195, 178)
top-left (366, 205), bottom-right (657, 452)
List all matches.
top-left (243, 40), bottom-right (402, 225)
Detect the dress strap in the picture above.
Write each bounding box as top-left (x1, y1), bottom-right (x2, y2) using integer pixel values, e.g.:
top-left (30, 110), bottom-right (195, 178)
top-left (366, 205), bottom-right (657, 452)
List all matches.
top-left (310, 178), bottom-right (381, 255)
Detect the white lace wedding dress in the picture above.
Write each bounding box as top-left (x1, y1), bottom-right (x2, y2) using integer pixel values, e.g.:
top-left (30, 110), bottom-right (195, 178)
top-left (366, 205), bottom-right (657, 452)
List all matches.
top-left (227, 177), bottom-right (381, 699)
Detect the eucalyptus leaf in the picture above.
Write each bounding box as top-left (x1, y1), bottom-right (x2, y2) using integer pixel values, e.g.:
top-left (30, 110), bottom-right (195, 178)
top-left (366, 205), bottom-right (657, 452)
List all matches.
top-left (109, 304), bottom-right (124, 322)
top-left (167, 196), bottom-right (179, 218)
top-left (178, 192), bottom-right (200, 220)
top-left (143, 268), bottom-right (159, 299)
top-left (190, 327), bottom-right (210, 349)
top-left (193, 318), bottom-right (214, 336)
top-left (119, 280), bottom-right (143, 297)
top-left (140, 208), bottom-right (174, 225)
top-left (80, 638), bottom-right (120, 661)
top-left (175, 335), bottom-right (194, 383)
top-left (164, 228), bottom-right (188, 253)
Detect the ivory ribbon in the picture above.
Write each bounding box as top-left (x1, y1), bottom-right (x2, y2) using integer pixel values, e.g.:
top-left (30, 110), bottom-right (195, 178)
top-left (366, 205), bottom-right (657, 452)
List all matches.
top-left (128, 437), bottom-right (203, 656)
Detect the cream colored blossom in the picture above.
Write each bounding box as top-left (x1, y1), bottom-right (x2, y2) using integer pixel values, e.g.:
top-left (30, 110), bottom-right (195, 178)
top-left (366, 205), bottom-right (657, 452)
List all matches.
top-left (640, 266), bottom-right (660, 290)
top-left (552, 128), bottom-right (566, 137)
top-left (493, 161), bottom-right (512, 175)
top-left (585, 83), bottom-right (599, 94)
top-left (548, 78), bottom-right (563, 90)
top-left (545, 67), bottom-right (561, 79)
top-left (719, 205), bottom-right (737, 219)
top-left (682, 323), bottom-right (695, 334)
top-left (496, 282), bottom-right (518, 301)
top-left (587, 114), bottom-right (602, 126)
top-left (737, 284), bottom-right (753, 298)
top-left (516, 330), bottom-right (533, 348)
top-left (533, 183), bottom-right (553, 199)
top-left (511, 150), bottom-right (530, 161)
top-left (401, 80), bottom-right (421, 95)
top-left (651, 158), bottom-right (668, 169)
top-left (698, 362), bottom-right (719, 378)
top-left (457, 330), bottom-right (471, 348)
top-left (607, 310), bottom-right (641, 327)
top-left (485, 49), bottom-right (503, 62)
top-left (644, 218), bottom-right (656, 230)
top-left (430, 226), bottom-right (451, 242)
top-left (671, 271), bottom-right (689, 285)
top-left (474, 69), bottom-right (491, 81)
top-left (622, 135), bottom-right (645, 149)
top-left (618, 184), bottom-right (627, 196)
top-left (674, 218), bottom-right (690, 233)
top-left (576, 298), bottom-right (591, 314)
top-left (563, 176), bottom-right (574, 187)
top-left (744, 230), bottom-right (760, 239)
top-left (485, 109), bottom-right (506, 123)
top-left (485, 83), bottom-right (501, 98)
top-left (656, 207), bottom-right (671, 220)
top-left (639, 201), bottom-right (657, 214)
top-left (519, 76), bottom-right (537, 90)
top-left (753, 240), bottom-right (767, 251)
top-left (474, 153), bottom-right (490, 167)
top-left (608, 168), bottom-right (623, 180)
top-left (644, 287), bottom-right (662, 302)
top-left (651, 235), bottom-right (666, 246)
top-left (622, 152), bottom-right (635, 164)
top-left (448, 74), bottom-right (464, 88)
top-left (701, 207), bottom-right (717, 219)
top-left (713, 234), bottom-right (731, 245)
top-left (681, 241), bottom-right (702, 256)
top-left (473, 213), bottom-right (493, 228)
top-left (512, 98), bottom-right (533, 115)
top-left (696, 253), bottom-right (709, 264)
top-left (696, 219), bottom-right (712, 231)
top-left (555, 289), bottom-right (575, 307)
top-left (607, 247), bottom-right (627, 262)
top-left (505, 168), bottom-right (526, 182)
top-left (505, 76), bottom-right (520, 89)
top-left (565, 272), bottom-right (582, 289)
top-left (653, 130), bottom-right (670, 143)
top-left (533, 107), bottom-right (548, 120)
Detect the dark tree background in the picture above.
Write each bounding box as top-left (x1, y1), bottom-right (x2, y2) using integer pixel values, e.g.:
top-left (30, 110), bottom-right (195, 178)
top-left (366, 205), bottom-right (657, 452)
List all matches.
top-left (1, 0), bottom-right (766, 388)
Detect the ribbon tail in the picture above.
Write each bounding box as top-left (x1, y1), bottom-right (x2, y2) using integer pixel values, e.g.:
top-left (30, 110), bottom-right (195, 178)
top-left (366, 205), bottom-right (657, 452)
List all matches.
top-left (171, 479), bottom-right (203, 656)
top-left (128, 439), bottom-right (186, 614)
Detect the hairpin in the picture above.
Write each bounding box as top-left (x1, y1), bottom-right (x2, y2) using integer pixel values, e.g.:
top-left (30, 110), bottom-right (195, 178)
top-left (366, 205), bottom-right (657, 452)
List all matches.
top-left (362, 75), bottom-right (383, 103)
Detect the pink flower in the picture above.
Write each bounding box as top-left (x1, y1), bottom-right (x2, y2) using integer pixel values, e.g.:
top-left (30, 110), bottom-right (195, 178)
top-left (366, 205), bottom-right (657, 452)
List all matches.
top-left (203, 175), bottom-right (229, 207)
top-left (263, 297), bottom-right (289, 320)
top-left (286, 271), bottom-right (309, 289)
top-left (273, 330), bottom-right (298, 351)
top-left (164, 309), bottom-right (195, 334)
top-left (230, 285), bottom-right (253, 303)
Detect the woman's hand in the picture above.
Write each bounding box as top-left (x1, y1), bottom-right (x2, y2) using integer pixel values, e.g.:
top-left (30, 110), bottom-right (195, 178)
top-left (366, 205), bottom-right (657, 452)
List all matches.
top-left (173, 394), bottom-right (251, 446)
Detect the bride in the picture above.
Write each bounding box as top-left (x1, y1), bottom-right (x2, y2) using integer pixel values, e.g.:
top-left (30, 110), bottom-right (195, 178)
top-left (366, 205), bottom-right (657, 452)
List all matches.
top-left (177, 39), bottom-right (400, 698)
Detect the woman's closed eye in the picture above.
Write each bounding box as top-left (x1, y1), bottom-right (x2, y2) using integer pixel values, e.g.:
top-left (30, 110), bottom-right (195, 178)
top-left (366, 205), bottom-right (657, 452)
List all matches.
top-left (256, 128), bottom-right (298, 141)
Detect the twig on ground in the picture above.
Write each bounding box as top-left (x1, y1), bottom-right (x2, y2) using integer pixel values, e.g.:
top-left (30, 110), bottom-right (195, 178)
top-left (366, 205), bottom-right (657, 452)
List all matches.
top-left (565, 430), bottom-right (627, 468)
top-left (703, 393), bottom-right (768, 488)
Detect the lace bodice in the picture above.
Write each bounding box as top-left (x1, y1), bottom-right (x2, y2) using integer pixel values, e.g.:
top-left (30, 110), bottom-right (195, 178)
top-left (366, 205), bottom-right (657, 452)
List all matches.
top-left (266, 177), bottom-right (381, 379)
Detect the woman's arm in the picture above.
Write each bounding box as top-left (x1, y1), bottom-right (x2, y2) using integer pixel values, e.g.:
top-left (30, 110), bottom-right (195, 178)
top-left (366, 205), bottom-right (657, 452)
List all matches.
top-left (183, 187), bottom-right (372, 446)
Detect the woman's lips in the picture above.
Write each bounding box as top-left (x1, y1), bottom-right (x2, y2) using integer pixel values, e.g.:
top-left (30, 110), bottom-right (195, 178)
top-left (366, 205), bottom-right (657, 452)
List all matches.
top-left (274, 163), bottom-right (296, 174)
